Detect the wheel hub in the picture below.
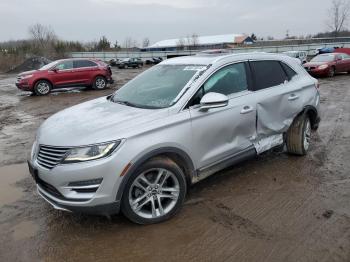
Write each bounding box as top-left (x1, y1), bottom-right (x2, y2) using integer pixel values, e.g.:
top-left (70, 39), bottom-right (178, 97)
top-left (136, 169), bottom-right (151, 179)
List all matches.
top-left (129, 168), bottom-right (180, 219)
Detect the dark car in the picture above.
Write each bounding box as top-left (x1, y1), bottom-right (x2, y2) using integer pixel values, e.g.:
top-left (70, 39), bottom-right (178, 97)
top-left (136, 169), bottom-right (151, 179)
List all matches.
top-left (303, 53), bottom-right (350, 77)
top-left (118, 58), bottom-right (143, 69)
top-left (109, 58), bottom-right (121, 67)
top-left (16, 58), bottom-right (114, 95)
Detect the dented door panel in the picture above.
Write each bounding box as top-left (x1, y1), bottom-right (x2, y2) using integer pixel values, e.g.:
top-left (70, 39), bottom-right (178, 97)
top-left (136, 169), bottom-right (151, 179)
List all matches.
top-left (189, 92), bottom-right (256, 169)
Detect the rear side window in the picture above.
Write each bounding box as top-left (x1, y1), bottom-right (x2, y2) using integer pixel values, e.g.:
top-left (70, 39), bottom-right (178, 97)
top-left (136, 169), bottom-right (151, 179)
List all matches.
top-left (74, 60), bottom-right (97, 68)
top-left (280, 62), bottom-right (297, 80)
top-left (250, 60), bottom-right (288, 90)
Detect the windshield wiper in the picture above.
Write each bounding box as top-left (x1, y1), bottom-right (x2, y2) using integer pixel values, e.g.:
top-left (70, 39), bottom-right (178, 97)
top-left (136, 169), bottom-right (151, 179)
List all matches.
top-left (113, 99), bottom-right (139, 107)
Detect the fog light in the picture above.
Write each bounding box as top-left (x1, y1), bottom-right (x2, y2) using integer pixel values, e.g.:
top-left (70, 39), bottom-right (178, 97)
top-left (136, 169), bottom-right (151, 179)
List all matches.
top-left (67, 178), bottom-right (103, 187)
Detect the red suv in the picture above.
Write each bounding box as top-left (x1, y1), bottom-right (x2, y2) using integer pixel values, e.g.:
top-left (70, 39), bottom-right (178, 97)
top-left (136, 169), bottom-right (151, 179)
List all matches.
top-left (16, 58), bottom-right (114, 95)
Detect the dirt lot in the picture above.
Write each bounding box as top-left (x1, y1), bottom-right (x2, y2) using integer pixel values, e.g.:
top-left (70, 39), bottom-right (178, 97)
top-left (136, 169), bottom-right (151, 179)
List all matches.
top-left (0, 67), bottom-right (349, 262)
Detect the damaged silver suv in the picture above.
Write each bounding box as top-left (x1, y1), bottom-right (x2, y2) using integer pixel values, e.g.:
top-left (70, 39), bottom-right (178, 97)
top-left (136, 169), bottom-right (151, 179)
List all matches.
top-left (28, 53), bottom-right (320, 224)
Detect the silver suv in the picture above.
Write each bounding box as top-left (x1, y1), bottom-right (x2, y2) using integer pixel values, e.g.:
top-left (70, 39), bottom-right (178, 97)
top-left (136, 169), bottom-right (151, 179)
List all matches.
top-left (28, 53), bottom-right (320, 224)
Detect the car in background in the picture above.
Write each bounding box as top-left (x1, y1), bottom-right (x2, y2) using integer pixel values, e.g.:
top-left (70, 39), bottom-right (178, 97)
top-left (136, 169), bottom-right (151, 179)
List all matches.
top-left (16, 58), bottom-right (114, 95)
top-left (109, 58), bottom-right (121, 67)
top-left (145, 57), bottom-right (163, 65)
top-left (283, 51), bottom-right (308, 64)
top-left (118, 58), bottom-right (143, 69)
top-left (29, 52), bottom-right (320, 224)
top-left (334, 48), bottom-right (350, 56)
top-left (303, 53), bottom-right (350, 77)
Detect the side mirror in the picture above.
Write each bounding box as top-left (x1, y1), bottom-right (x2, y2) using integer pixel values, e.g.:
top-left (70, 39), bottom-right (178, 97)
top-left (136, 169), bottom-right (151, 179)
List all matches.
top-left (199, 92), bottom-right (229, 110)
top-left (52, 68), bottom-right (59, 73)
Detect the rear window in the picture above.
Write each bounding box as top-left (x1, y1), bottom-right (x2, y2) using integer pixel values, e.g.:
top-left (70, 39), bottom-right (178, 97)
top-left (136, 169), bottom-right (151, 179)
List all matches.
top-left (280, 62), bottom-right (297, 80)
top-left (74, 60), bottom-right (97, 68)
top-left (250, 60), bottom-right (288, 90)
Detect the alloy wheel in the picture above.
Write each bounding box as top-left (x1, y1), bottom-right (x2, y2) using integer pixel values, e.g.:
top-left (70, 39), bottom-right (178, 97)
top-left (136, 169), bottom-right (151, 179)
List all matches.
top-left (128, 168), bottom-right (180, 219)
top-left (303, 118), bottom-right (311, 151)
top-left (37, 82), bottom-right (50, 94)
top-left (95, 78), bottom-right (106, 89)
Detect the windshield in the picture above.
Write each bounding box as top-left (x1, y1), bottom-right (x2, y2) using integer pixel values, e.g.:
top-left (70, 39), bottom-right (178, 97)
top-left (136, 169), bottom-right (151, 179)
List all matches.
top-left (39, 61), bottom-right (58, 70)
top-left (111, 64), bottom-right (203, 109)
top-left (311, 55), bottom-right (335, 62)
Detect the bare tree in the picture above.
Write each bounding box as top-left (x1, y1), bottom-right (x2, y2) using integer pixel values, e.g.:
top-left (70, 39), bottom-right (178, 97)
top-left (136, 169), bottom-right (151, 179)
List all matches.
top-left (28, 23), bottom-right (58, 57)
top-left (327, 0), bottom-right (350, 37)
top-left (190, 33), bottom-right (199, 49)
top-left (176, 37), bottom-right (185, 50)
top-left (184, 33), bottom-right (199, 50)
top-left (123, 37), bottom-right (138, 49)
top-left (142, 37), bottom-right (150, 48)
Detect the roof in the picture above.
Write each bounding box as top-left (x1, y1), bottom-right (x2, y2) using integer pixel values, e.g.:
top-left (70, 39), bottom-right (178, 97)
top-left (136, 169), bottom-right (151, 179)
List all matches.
top-left (149, 34), bottom-right (250, 48)
top-left (161, 52), bottom-right (289, 66)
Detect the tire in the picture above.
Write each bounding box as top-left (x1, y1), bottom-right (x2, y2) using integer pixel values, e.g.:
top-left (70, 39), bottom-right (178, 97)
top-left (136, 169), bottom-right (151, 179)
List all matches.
top-left (328, 67), bottom-right (335, 77)
top-left (92, 76), bottom-right (107, 90)
top-left (34, 80), bottom-right (52, 96)
top-left (121, 157), bottom-right (187, 224)
top-left (286, 114), bottom-right (311, 155)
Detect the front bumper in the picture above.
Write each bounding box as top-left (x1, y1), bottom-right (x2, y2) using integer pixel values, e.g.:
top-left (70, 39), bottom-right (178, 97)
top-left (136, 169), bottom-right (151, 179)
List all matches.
top-left (305, 67), bottom-right (330, 77)
top-left (28, 151), bottom-right (127, 215)
top-left (107, 78), bottom-right (114, 84)
top-left (16, 81), bottom-right (32, 91)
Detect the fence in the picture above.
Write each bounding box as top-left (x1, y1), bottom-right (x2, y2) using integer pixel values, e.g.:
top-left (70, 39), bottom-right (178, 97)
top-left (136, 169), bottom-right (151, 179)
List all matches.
top-left (71, 42), bottom-right (350, 62)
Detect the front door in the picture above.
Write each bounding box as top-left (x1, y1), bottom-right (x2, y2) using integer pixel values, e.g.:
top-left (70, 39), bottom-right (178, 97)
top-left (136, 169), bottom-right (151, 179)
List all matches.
top-left (188, 62), bottom-right (256, 170)
top-left (49, 60), bottom-right (76, 87)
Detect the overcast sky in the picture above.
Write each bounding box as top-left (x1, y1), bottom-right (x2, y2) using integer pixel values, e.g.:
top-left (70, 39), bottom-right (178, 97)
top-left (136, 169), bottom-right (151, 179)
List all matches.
top-left (0, 0), bottom-right (333, 44)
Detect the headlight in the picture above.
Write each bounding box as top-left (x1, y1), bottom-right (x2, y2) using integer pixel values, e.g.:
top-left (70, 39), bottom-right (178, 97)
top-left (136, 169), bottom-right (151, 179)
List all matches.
top-left (318, 64), bottom-right (328, 70)
top-left (31, 140), bottom-right (38, 160)
top-left (62, 141), bottom-right (120, 164)
top-left (22, 74), bottom-right (33, 79)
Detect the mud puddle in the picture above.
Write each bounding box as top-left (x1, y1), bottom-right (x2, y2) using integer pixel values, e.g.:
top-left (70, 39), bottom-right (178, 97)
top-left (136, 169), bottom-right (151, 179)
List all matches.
top-left (0, 163), bottom-right (29, 207)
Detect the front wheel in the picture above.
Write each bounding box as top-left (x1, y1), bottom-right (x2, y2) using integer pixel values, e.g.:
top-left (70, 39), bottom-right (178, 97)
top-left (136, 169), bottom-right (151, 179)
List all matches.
top-left (121, 158), bottom-right (187, 224)
top-left (286, 114), bottom-right (311, 155)
top-left (93, 76), bottom-right (107, 90)
top-left (34, 80), bottom-right (52, 96)
top-left (328, 67), bottom-right (335, 77)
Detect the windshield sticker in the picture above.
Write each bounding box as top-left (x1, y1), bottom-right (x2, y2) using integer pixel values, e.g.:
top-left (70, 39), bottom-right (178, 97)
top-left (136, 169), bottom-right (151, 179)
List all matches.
top-left (183, 66), bottom-right (206, 71)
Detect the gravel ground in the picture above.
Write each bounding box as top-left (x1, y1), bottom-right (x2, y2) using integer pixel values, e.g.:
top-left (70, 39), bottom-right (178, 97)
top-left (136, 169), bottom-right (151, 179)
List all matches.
top-left (0, 67), bottom-right (349, 262)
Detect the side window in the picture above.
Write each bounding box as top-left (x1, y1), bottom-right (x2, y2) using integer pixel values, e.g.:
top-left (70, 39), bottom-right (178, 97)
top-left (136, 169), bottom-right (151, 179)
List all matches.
top-left (74, 60), bottom-right (97, 68)
top-left (55, 60), bottom-right (73, 70)
top-left (203, 63), bottom-right (248, 96)
top-left (280, 62), bottom-right (297, 80)
top-left (250, 60), bottom-right (288, 90)
top-left (187, 63), bottom-right (248, 108)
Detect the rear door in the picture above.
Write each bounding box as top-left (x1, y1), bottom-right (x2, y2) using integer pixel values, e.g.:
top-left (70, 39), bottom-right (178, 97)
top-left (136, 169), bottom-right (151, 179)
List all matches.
top-left (248, 60), bottom-right (304, 152)
top-left (73, 60), bottom-right (99, 84)
top-left (188, 62), bottom-right (256, 169)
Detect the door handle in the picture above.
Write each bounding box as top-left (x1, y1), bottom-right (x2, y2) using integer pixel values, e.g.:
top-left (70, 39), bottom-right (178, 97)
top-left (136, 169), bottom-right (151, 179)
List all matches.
top-left (288, 94), bottom-right (299, 101)
top-left (240, 105), bottom-right (253, 114)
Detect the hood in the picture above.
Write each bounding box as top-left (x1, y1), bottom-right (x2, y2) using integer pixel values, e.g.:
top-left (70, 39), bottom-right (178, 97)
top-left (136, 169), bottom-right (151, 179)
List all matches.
top-left (303, 62), bottom-right (329, 67)
top-left (38, 97), bottom-right (169, 146)
top-left (18, 70), bottom-right (39, 76)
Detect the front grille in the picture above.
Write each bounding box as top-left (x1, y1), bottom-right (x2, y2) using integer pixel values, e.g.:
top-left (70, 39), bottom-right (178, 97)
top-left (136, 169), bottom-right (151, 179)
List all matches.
top-left (37, 145), bottom-right (70, 169)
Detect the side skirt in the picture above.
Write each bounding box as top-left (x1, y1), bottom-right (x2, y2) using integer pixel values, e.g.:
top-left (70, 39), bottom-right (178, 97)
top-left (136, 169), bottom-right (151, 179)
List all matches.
top-left (193, 146), bottom-right (257, 183)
